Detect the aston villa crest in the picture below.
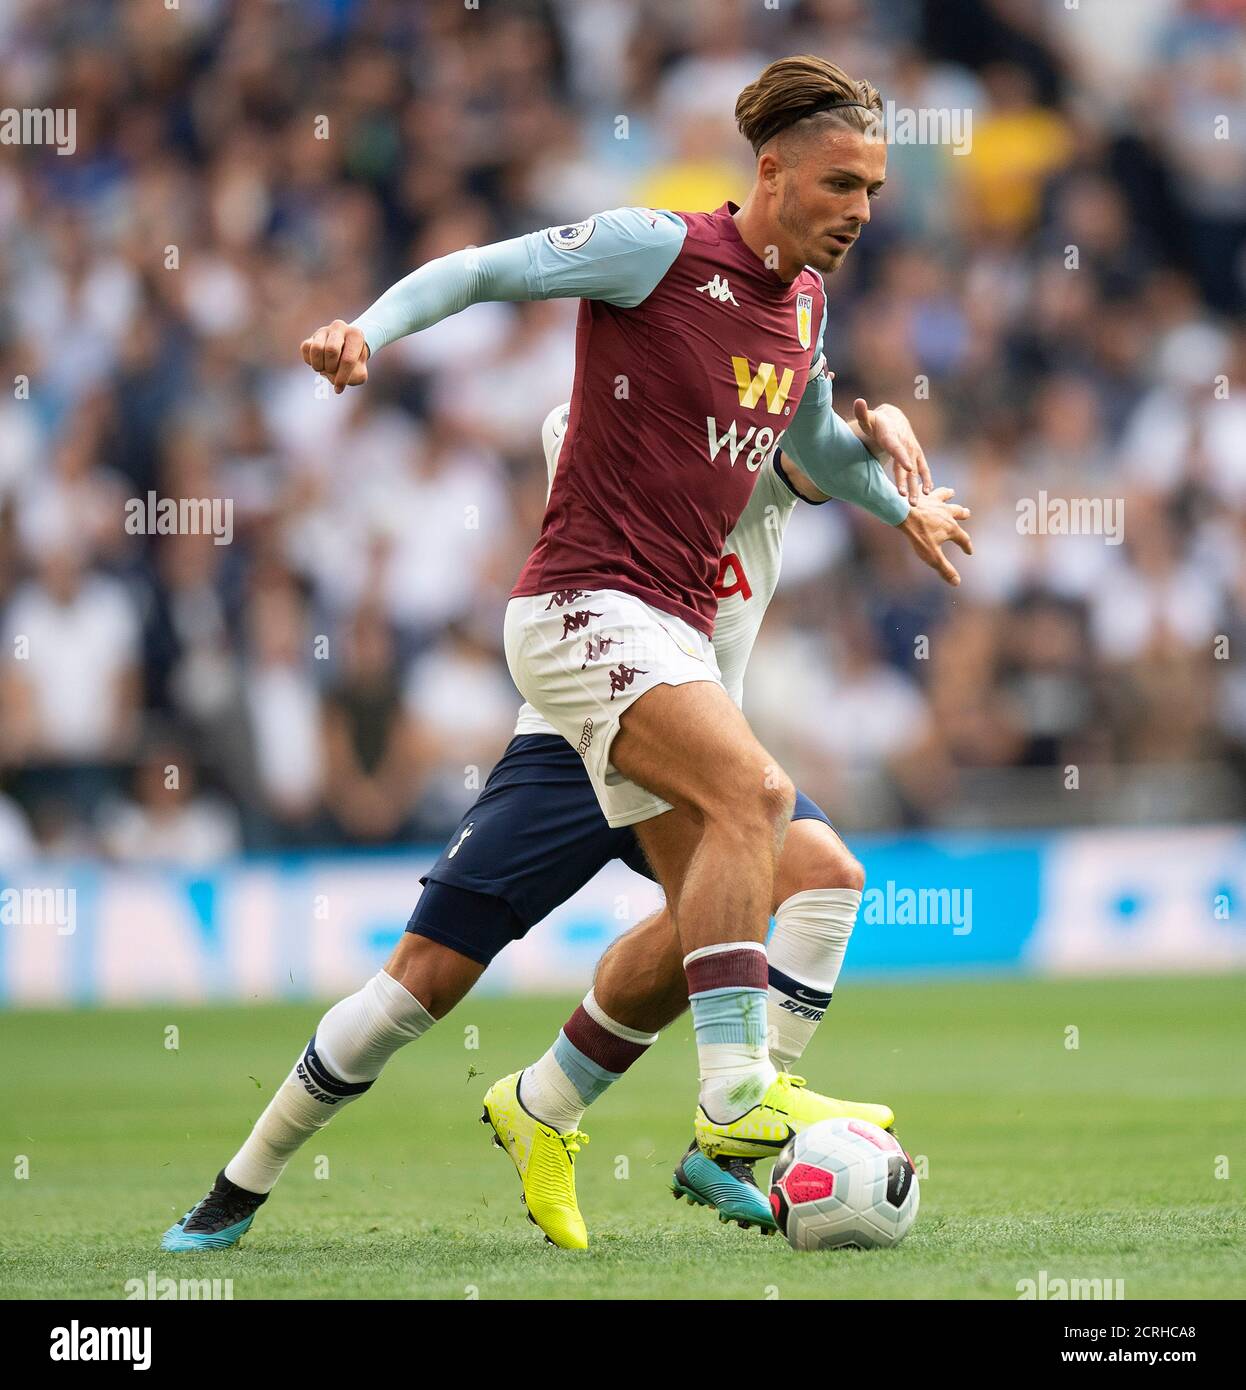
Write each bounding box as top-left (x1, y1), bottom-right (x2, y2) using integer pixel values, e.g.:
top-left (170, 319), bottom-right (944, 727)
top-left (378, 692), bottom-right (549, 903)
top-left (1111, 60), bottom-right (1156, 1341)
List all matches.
top-left (796, 292), bottom-right (813, 350)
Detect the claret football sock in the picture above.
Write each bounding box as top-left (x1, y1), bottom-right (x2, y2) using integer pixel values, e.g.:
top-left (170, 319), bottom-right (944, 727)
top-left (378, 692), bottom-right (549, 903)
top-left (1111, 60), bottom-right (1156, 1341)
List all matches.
top-left (685, 942), bottom-right (776, 1123)
top-left (224, 970), bottom-right (434, 1194)
top-left (766, 888), bottom-right (859, 1069)
top-left (518, 989), bottom-right (657, 1132)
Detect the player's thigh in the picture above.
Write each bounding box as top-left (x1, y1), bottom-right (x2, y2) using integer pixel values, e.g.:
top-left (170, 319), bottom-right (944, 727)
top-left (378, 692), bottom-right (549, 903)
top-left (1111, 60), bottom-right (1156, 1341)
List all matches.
top-left (772, 809), bottom-right (866, 908)
top-left (611, 679), bottom-right (794, 823)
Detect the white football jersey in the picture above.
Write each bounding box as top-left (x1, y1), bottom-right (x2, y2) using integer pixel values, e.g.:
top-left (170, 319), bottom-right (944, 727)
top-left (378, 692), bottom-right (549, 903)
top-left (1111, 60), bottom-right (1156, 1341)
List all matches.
top-left (513, 404), bottom-right (809, 735)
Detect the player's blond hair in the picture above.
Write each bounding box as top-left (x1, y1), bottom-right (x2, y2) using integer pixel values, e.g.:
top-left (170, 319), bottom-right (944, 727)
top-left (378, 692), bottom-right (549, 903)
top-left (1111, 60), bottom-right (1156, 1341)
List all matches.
top-left (735, 55), bottom-right (883, 157)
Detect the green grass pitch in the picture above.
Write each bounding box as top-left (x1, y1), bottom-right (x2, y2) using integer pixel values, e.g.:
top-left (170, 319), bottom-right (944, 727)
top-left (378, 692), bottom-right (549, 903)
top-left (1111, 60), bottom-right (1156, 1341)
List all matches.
top-left (2, 973), bottom-right (1243, 1300)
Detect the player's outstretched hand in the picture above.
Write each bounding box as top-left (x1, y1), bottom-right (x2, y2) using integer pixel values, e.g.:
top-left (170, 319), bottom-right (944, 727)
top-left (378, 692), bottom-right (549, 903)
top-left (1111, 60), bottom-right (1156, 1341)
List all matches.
top-left (853, 398), bottom-right (932, 504)
top-left (897, 485), bottom-right (972, 586)
top-left (301, 319), bottom-right (370, 394)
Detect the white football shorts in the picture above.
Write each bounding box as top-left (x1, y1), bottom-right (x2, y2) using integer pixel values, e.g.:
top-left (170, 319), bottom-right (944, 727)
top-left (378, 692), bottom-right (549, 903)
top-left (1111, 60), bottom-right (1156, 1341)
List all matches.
top-left (503, 587), bottom-right (725, 828)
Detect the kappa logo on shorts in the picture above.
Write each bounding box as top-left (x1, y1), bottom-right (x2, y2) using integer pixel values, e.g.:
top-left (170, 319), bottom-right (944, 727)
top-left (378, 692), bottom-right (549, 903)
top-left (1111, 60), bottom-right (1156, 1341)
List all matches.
top-left (581, 633), bottom-right (619, 669)
top-left (560, 609), bottom-right (602, 639)
top-left (546, 589), bottom-right (590, 609)
top-left (608, 663), bottom-right (648, 700)
top-left (577, 718), bottom-right (594, 755)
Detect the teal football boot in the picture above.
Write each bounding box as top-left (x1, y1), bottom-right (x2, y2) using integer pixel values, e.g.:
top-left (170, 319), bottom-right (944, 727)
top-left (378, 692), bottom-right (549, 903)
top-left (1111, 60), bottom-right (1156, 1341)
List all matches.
top-left (671, 1141), bottom-right (777, 1234)
top-left (161, 1170), bottom-right (267, 1251)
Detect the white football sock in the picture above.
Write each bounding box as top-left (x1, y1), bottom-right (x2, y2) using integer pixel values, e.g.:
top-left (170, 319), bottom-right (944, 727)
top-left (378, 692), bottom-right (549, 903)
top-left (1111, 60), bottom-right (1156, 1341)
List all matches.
top-left (519, 1048), bottom-right (590, 1133)
top-left (313, 969), bottom-right (435, 1082)
top-left (766, 888), bottom-right (859, 1070)
top-left (518, 989), bottom-right (658, 1132)
top-left (225, 970), bottom-right (434, 1194)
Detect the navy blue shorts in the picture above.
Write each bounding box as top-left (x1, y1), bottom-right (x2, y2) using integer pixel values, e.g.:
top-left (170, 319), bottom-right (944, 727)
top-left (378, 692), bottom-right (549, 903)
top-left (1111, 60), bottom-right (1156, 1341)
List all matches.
top-left (408, 734), bottom-right (835, 965)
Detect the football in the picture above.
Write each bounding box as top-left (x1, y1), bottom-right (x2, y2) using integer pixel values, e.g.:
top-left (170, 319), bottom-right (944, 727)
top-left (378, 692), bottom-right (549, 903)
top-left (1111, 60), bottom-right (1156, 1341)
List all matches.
top-left (770, 1118), bottom-right (920, 1251)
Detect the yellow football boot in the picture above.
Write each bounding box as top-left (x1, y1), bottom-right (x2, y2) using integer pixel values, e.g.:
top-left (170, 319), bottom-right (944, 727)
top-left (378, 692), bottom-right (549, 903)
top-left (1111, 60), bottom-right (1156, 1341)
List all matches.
top-left (694, 1072), bottom-right (895, 1160)
top-left (481, 1071), bottom-right (590, 1250)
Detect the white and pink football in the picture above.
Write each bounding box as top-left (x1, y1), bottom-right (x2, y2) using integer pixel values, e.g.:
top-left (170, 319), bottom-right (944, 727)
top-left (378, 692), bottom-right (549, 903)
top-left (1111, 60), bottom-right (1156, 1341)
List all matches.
top-left (770, 1117), bottom-right (920, 1251)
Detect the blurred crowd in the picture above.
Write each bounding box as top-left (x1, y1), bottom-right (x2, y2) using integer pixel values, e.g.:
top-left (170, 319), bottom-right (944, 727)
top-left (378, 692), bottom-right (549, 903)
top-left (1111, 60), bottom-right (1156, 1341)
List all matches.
top-left (1, 0), bottom-right (1245, 864)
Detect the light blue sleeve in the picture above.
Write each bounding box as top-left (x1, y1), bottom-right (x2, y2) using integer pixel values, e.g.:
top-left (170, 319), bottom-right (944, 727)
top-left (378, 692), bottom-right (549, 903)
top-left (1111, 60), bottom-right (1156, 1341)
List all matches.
top-left (352, 208), bottom-right (686, 356)
top-left (781, 304), bottom-right (910, 527)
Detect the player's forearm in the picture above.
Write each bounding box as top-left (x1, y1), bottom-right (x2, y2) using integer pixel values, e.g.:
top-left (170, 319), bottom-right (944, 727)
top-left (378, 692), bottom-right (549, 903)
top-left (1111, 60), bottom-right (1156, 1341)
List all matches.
top-left (824, 447), bottom-right (911, 525)
top-left (351, 238), bottom-right (534, 357)
top-left (782, 408), bottom-right (910, 526)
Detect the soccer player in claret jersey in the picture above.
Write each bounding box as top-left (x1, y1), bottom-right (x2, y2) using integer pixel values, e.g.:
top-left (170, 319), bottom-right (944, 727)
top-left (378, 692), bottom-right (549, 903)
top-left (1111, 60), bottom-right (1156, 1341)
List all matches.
top-left (160, 402), bottom-right (968, 1253)
top-left (459, 409), bottom-right (967, 1244)
top-left (160, 55), bottom-right (972, 1252)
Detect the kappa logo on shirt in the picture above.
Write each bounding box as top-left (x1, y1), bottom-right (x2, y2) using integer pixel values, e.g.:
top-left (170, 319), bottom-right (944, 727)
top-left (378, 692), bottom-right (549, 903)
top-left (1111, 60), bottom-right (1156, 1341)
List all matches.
top-left (697, 273), bottom-right (739, 305)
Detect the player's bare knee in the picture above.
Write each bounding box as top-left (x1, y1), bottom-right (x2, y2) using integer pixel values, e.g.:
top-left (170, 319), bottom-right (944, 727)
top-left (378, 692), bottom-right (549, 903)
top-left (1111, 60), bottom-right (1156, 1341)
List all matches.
top-left (752, 769), bottom-right (796, 843)
top-left (804, 848), bottom-right (865, 894)
top-left (760, 765), bottom-right (797, 831)
top-left (385, 934), bottom-right (481, 1019)
top-left (776, 825), bottom-right (866, 901)
top-left (841, 854), bottom-right (866, 893)
top-left (706, 767), bottom-right (793, 848)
